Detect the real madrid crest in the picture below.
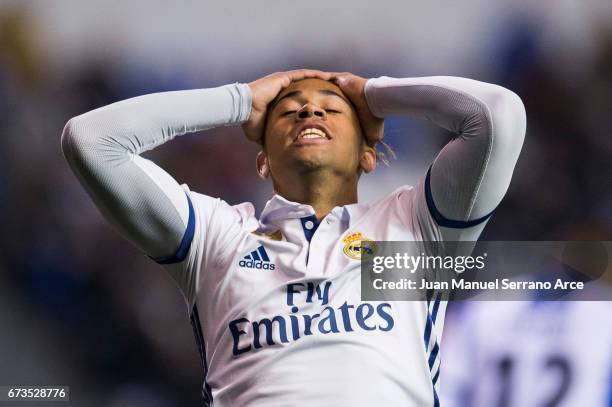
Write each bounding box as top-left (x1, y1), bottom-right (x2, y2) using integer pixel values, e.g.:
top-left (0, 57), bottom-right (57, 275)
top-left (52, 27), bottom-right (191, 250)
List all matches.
top-left (342, 232), bottom-right (377, 260)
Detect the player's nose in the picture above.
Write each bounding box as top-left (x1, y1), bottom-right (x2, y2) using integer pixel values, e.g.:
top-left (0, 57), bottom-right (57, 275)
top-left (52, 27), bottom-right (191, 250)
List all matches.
top-left (296, 103), bottom-right (326, 120)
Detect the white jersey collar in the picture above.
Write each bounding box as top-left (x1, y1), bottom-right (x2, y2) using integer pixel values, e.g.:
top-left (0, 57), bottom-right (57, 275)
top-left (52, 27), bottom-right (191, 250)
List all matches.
top-left (258, 193), bottom-right (368, 230)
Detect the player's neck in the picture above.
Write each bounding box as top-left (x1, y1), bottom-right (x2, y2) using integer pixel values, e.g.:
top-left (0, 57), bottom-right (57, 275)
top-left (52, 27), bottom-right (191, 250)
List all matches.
top-left (275, 173), bottom-right (358, 220)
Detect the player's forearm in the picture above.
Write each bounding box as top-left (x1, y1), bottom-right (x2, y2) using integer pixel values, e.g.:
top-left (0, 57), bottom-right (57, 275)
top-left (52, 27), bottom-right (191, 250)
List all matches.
top-left (365, 75), bottom-right (526, 224)
top-left (364, 76), bottom-right (524, 137)
top-left (60, 83), bottom-right (252, 259)
top-left (61, 83), bottom-right (251, 161)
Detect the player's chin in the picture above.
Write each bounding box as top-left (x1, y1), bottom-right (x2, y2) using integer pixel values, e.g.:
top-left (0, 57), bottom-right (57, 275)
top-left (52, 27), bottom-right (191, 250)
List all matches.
top-left (289, 150), bottom-right (334, 171)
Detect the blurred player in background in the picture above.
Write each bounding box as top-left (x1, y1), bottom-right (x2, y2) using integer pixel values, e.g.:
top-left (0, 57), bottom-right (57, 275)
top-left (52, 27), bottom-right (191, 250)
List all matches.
top-left (440, 230), bottom-right (612, 407)
top-left (440, 299), bottom-right (612, 407)
top-left (61, 68), bottom-right (525, 406)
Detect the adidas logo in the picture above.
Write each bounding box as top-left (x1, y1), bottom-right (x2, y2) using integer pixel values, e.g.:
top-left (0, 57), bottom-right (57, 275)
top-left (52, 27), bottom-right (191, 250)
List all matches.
top-left (239, 245), bottom-right (276, 270)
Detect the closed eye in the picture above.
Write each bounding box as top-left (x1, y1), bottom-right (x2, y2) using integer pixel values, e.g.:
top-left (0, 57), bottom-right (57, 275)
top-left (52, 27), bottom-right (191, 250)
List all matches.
top-left (282, 110), bottom-right (296, 116)
top-left (325, 109), bottom-right (341, 114)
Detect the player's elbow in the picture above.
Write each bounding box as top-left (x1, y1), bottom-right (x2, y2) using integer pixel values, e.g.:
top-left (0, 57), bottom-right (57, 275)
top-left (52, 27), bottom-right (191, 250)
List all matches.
top-left (501, 89), bottom-right (526, 131)
top-left (61, 117), bottom-right (83, 163)
top-left (489, 88), bottom-right (527, 154)
top-left (61, 115), bottom-right (105, 172)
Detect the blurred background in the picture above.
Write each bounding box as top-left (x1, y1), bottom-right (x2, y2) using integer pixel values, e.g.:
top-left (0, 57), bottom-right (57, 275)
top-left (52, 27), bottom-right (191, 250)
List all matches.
top-left (0, 0), bottom-right (611, 405)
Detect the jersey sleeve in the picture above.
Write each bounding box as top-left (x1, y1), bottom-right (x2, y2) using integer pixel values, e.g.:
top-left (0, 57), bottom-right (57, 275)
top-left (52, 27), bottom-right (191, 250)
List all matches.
top-left (364, 76), bottom-right (526, 242)
top-left (161, 190), bottom-right (258, 310)
top-left (61, 83), bottom-right (252, 304)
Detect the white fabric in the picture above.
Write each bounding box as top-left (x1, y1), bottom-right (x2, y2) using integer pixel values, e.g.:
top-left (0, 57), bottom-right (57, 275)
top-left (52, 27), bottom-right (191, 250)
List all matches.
top-left (61, 75), bottom-right (527, 406)
top-left (181, 184), bottom-right (446, 406)
top-left (365, 75), bottom-right (526, 225)
top-left (61, 83), bottom-right (252, 259)
top-left (440, 300), bottom-right (612, 407)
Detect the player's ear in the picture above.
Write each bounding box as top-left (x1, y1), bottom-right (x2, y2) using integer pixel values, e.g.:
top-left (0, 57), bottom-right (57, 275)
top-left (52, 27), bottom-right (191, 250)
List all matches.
top-left (359, 144), bottom-right (377, 173)
top-left (256, 150), bottom-right (270, 179)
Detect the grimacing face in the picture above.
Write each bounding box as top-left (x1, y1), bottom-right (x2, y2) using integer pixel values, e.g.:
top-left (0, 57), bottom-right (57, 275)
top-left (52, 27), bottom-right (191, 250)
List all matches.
top-left (259, 78), bottom-right (375, 183)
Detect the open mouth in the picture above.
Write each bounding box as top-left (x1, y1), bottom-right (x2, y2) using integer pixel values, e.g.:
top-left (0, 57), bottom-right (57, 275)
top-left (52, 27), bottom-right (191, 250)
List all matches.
top-left (293, 125), bottom-right (331, 144)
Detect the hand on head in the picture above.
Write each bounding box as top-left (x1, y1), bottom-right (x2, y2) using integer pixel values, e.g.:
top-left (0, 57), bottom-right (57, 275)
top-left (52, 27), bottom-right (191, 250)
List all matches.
top-left (328, 71), bottom-right (384, 147)
top-left (241, 69), bottom-right (332, 143)
top-left (241, 69), bottom-right (384, 147)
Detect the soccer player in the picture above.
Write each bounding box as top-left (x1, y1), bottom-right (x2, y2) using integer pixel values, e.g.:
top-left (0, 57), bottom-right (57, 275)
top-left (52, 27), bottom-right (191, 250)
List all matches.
top-left (440, 300), bottom-right (612, 407)
top-left (61, 68), bottom-right (526, 406)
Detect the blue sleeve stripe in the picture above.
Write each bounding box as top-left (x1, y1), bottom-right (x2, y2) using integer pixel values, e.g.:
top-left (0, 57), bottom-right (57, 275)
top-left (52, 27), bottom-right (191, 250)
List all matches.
top-left (151, 192), bottom-right (195, 265)
top-left (424, 165), bottom-right (494, 229)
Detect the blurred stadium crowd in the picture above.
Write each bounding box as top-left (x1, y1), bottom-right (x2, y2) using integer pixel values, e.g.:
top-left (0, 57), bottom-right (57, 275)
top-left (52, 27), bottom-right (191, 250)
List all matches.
top-left (0, 2), bottom-right (610, 406)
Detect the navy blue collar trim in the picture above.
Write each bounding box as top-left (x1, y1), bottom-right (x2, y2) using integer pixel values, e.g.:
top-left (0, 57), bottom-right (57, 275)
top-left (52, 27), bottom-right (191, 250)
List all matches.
top-left (300, 215), bottom-right (319, 242)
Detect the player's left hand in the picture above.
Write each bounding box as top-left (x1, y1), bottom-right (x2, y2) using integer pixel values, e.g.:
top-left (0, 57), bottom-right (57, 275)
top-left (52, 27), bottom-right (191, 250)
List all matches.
top-left (329, 72), bottom-right (384, 146)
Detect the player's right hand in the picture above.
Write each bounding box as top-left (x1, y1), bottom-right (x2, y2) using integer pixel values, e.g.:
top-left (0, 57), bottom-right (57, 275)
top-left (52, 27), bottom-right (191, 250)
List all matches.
top-left (242, 69), bottom-right (332, 144)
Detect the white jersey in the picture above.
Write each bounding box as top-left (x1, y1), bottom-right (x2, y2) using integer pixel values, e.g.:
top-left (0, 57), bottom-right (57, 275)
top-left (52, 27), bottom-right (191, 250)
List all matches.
top-left (61, 74), bottom-right (526, 406)
top-left (440, 299), bottom-right (612, 407)
top-left (170, 179), bottom-right (448, 406)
